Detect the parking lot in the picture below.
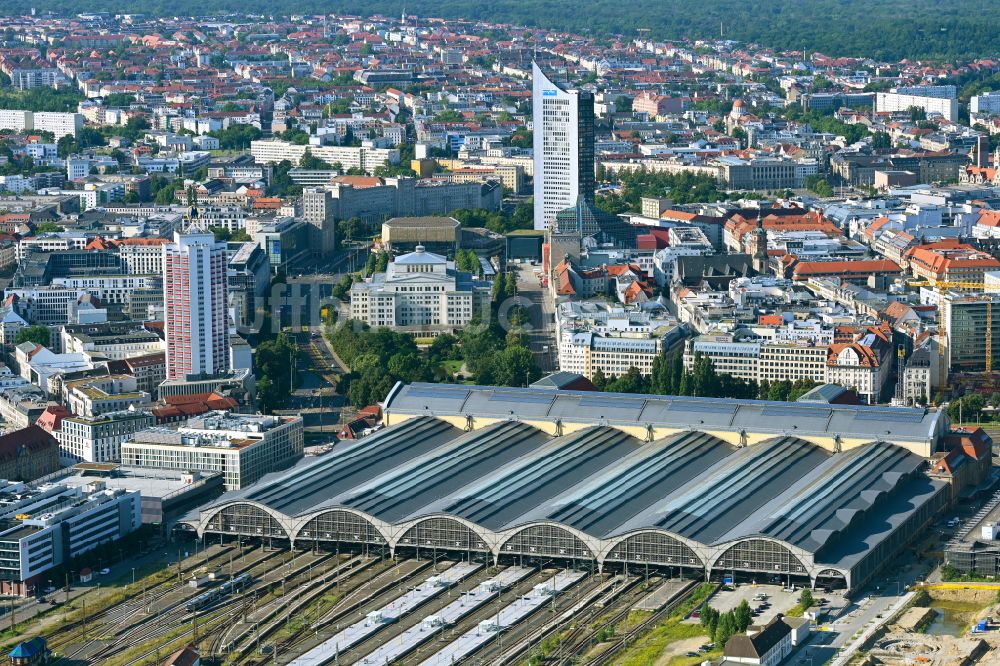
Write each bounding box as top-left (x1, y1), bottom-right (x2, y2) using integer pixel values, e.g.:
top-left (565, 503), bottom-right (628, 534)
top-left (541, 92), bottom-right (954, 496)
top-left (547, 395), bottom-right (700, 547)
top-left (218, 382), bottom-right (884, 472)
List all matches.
top-left (702, 584), bottom-right (803, 625)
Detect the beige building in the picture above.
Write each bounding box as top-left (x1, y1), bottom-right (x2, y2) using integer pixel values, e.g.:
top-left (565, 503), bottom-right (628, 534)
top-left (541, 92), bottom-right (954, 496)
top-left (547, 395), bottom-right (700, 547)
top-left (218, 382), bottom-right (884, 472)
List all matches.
top-left (350, 246), bottom-right (490, 334)
top-left (686, 336), bottom-right (830, 385)
top-left (121, 412), bottom-right (303, 490)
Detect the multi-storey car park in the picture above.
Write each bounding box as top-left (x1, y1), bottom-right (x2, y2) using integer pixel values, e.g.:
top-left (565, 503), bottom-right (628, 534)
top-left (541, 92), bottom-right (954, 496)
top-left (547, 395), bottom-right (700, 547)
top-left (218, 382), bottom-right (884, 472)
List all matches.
top-left (180, 383), bottom-right (962, 593)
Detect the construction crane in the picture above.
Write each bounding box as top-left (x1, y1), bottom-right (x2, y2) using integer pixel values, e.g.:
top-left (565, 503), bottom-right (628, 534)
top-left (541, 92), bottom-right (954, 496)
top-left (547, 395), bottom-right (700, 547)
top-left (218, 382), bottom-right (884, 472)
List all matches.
top-left (909, 279), bottom-right (993, 389)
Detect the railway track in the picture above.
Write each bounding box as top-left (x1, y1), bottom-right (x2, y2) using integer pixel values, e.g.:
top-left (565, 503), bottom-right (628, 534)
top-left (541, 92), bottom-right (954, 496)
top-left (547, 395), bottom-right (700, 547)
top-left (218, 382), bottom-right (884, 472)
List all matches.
top-left (46, 543), bottom-right (249, 654)
top-left (550, 575), bottom-right (648, 663)
top-left (53, 547), bottom-right (295, 664)
top-left (240, 558), bottom-right (439, 666)
top-left (476, 571), bottom-right (608, 666)
top-left (580, 579), bottom-right (701, 666)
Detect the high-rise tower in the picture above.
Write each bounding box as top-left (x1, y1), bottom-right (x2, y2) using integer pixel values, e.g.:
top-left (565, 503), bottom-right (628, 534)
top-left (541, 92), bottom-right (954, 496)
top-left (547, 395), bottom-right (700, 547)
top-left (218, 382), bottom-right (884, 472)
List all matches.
top-left (532, 62), bottom-right (595, 231)
top-left (163, 232), bottom-right (229, 380)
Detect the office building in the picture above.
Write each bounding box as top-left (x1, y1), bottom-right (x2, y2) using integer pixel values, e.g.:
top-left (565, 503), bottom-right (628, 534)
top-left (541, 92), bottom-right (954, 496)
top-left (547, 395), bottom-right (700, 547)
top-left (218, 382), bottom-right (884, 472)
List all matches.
top-left (59, 464), bottom-right (224, 525)
top-left (121, 412), bottom-right (304, 490)
top-left (685, 335), bottom-right (829, 386)
top-left (253, 218), bottom-right (311, 271)
top-left (557, 302), bottom-right (684, 379)
top-left (163, 232), bottom-right (229, 381)
top-left (0, 480), bottom-right (140, 595)
top-left (60, 321), bottom-right (164, 361)
top-left (940, 291), bottom-right (1000, 373)
top-left (62, 375), bottom-right (152, 418)
top-left (301, 187), bottom-right (336, 256)
top-left (55, 410), bottom-right (156, 463)
top-left (533, 62), bottom-right (595, 230)
top-left (116, 238), bottom-right (169, 275)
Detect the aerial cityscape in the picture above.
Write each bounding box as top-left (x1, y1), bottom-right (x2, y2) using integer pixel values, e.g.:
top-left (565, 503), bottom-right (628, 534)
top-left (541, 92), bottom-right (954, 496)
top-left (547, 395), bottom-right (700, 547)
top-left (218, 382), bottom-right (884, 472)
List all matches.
top-left (0, 5), bottom-right (996, 666)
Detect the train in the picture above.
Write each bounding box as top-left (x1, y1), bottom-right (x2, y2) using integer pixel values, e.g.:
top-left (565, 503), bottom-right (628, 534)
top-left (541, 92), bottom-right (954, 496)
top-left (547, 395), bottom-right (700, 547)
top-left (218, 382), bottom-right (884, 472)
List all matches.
top-left (185, 573), bottom-right (252, 612)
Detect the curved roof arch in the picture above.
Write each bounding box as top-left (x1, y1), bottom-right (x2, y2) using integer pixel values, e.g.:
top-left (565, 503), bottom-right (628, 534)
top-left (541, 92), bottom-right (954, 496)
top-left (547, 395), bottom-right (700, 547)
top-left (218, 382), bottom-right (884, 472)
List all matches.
top-left (198, 500), bottom-right (291, 540)
top-left (708, 537), bottom-right (812, 575)
top-left (496, 520), bottom-right (598, 560)
top-left (290, 506), bottom-right (391, 544)
top-left (392, 514), bottom-right (493, 552)
top-left (601, 529), bottom-right (706, 568)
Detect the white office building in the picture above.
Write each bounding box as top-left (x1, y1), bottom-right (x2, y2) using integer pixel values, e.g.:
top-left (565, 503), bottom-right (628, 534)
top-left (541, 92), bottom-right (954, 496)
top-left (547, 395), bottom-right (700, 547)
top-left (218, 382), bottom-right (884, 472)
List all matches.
top-left (57, 410), bottom-right (156, 463)
top-left (532, 62), bottom-right (595, 230)
top-left (685, 334), bottom-right (829, 385)
top-left (0, 481), bottom-right (141, 595)
top-left (557, 302), bottom-right (683, 379)
top-left (121, 412), bottom-right (304, 490)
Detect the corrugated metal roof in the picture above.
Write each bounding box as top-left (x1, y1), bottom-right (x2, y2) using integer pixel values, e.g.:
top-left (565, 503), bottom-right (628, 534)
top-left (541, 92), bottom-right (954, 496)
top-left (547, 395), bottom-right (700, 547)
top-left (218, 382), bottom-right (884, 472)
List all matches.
top-left (385, 383), bottom-right (942, 446)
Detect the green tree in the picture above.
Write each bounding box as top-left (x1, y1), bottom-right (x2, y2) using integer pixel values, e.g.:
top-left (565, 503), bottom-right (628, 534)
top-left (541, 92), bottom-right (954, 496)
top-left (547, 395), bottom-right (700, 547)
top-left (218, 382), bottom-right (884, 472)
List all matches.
top-left (299, 149), bottom-right (329, 170)
top-left (871, 131), bottom-right (892, 150)
top-left (254, 332), bottom-right (297, 413)
top-left (486, 345), bottom-right (539, 387)
top-left (15, 324), bottom-right (50, 347)
top-left (734, 600), bottom-right (753, 632)
top-left (34, 221), bottom-right (64, 234)
top-left (799, 588), bottom-right (815, 610)
top-left (714, 611), bottom-right (738, 647)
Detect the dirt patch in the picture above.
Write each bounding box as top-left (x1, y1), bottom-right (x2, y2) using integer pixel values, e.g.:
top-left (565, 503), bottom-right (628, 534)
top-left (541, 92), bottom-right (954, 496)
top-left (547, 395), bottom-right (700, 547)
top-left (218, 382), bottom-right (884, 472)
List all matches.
top-left (896, 606), bottom-right (937, 632)
top-left (653, 636), bottom-right (705, 666)
top-left (929, 588), bottom-right (998, 605)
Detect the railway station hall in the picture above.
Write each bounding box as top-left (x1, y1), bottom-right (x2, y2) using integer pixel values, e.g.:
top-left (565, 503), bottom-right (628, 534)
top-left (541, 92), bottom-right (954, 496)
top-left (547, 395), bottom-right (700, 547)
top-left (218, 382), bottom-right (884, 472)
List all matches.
top-left (180, 382), bottom-right (973, 593)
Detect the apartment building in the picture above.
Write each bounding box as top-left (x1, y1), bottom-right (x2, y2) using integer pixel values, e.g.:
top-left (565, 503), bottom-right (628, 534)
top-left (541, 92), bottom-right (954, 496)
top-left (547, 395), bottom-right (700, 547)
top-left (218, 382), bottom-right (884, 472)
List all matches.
top-left (55, 410), bottom-right (156, 463)
top-left (250, 140), bottom-right (399, 174)
top-left (876, 91), bottom-right (958, 121)
top-left (906, 239), bottom-right (1000, 285)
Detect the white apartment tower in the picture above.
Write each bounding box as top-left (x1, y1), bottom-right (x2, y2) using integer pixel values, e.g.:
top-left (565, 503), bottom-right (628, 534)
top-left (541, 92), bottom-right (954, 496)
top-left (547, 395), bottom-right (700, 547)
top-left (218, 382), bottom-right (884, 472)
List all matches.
top-left (163, 232), bottom-right (229, 380)
top-left (532, 62), bottom-right (595, 230)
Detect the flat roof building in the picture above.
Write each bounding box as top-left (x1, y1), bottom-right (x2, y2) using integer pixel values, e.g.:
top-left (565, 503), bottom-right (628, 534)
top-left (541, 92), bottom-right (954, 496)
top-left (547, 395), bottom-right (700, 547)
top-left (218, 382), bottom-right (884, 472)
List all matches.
top-left (122, 411), bottom-right (303, 490)
top-left (0, 479), bottom-right (140, 595)
top-left (381, 216), bottom-right (460, 256)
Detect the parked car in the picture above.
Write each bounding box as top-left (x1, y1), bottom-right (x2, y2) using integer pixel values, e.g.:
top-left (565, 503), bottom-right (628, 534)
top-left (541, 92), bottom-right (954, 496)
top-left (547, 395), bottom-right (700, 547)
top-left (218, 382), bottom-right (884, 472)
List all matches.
top-left (99, 568), bottom-right (110, 575)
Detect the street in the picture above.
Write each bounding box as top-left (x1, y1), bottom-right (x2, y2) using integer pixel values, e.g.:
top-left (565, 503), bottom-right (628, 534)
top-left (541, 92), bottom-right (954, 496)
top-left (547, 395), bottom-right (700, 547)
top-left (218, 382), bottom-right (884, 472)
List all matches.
top-left (512, 262), bottom-right (558, 373)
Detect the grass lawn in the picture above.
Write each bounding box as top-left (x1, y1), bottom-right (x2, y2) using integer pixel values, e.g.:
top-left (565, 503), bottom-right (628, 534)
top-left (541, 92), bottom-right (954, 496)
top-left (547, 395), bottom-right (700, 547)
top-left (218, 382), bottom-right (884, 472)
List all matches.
top-left (441, 359), bottom-right (464, 373)
top-left (615, 583), bottom-right (716, 666)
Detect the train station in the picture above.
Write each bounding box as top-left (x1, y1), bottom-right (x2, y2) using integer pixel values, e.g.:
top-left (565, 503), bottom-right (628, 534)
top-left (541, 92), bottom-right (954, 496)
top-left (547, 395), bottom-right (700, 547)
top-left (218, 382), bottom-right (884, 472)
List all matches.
top-left (179, 382), bottom-right (976, 594)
